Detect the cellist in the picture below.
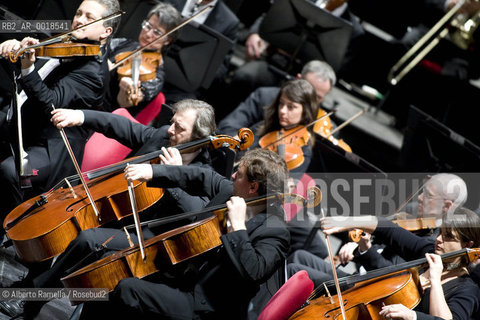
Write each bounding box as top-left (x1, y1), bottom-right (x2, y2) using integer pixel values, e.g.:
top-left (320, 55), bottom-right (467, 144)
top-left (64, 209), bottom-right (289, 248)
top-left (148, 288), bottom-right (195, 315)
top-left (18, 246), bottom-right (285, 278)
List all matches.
top-left (104, 2), bottom-right (182, 115)
top-left (0, 99), bottom-right (217, 318)
top-left (79, 148), bottom-right (290, 320)
top-left (0, 0), bottom-right (120, 241)
top-left (321, 207), bottom-right (480, 320)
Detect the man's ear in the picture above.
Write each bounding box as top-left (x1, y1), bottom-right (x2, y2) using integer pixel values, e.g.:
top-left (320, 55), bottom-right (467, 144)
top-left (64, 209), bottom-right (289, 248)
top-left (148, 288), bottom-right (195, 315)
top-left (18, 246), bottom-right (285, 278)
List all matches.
top-left (464, 240), bottom-right (475, 248)
top-left (100, 26), bottom-right (113, 42)
top-left (249, 181), bottom-right (259, 195)
top-left (296, 73), bottom-right (301, 79)
top-left (442, 199), bottom-right (454, 213)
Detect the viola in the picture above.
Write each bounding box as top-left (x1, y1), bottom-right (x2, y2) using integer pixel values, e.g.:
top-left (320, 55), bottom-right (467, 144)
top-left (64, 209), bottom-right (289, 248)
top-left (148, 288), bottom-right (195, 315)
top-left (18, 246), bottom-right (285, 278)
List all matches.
top-left (3, 129), bottom-right (254, 263)
top-left (289, 248), bottom-right (480, 320)
top-left (60, 187), bottom-right (322, 296)
top-left (259, 126), bottom-right (310, 170)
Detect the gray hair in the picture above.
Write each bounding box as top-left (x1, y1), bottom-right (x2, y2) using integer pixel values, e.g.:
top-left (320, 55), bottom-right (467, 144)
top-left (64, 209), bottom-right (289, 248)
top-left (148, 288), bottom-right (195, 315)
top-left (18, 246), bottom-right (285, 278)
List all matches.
top-left (428, 173), bottom-right (468, 208)
top-left (90, 0), bottom-right (121, 34)
top-left (301, 60), bottom-right (336, 87)
top-left (147, 2), bottom-right (182, 44)
top-left (172, 99), bottom-right (216, 140)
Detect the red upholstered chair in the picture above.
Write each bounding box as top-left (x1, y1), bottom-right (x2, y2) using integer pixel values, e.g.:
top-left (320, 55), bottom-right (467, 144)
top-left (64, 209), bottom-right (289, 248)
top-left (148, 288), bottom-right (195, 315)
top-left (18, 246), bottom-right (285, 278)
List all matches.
top-left (257, 270), bottom-right (314, 320)
top-left (283, 173), bottom-right (317, 223)
top-left (80, 108), bottom-right (137, 173)
top-left (135, 92), bottom-right (165, 125)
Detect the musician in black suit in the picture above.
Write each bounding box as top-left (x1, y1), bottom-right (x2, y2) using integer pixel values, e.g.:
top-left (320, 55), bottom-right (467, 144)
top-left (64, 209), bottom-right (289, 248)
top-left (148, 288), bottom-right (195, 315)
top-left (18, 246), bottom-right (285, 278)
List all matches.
top-left (51, 98), bottom-right (217, 215)
top-left (0, 0), bottom-right (121, 236)
top-left (0, 99), bottom-right (217, 319)
top-left (79, 148), bottom-right (290, 320)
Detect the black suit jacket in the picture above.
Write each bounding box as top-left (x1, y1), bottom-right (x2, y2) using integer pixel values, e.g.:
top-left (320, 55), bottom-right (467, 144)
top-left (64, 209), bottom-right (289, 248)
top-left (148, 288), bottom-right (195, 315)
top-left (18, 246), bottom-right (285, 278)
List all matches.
top-left (5, 55), bottom-right (107, 188)
top-left (82, 109), bottom-right (213, 214)
top-left (148, 165), bottom-right (290, 319)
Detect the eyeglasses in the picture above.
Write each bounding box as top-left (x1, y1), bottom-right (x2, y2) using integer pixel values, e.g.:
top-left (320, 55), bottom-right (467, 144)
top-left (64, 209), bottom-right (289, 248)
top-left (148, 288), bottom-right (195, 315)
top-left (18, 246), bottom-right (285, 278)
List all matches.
top-left (141, 20), bottom-right (163, 38)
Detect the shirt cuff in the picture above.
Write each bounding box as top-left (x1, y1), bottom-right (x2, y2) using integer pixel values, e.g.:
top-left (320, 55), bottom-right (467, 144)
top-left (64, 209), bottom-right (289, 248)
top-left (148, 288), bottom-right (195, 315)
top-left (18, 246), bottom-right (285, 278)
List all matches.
top-left (358, 247), bottom-right (369, 255)
top-left (21, 64), bottom-right (35, 77)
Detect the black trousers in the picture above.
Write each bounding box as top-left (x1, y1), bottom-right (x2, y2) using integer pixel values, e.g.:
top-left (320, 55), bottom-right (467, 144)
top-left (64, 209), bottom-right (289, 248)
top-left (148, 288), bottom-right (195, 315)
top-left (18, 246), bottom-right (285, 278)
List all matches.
top-left (80, 277), bottom-right (197, 320)
top-left (287, 249), bottom-right (349, 288)
top-left (0, 146), bottom-right (52, 231)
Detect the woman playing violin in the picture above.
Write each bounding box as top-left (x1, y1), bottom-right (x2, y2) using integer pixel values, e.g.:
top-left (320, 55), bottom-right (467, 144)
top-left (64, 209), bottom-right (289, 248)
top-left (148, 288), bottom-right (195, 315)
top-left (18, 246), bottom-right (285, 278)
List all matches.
top-left (0, 0), bottom-right (120, 238)
top-left (255, 79), bottom-right (318, 174)
top-left (105, 2), bottom-right (181, 114)
top-left (322, 207), bottom-right (480, 320)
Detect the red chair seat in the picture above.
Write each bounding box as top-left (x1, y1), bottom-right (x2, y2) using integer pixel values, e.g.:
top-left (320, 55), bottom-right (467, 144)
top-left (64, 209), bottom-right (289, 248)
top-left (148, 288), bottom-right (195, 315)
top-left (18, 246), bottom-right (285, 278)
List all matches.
top-left (258, 270), bottom-right (314, 320)
top-left (80, 108), bottom-right (138, 173)
top-left (135, 92), bottom-right (165, 125)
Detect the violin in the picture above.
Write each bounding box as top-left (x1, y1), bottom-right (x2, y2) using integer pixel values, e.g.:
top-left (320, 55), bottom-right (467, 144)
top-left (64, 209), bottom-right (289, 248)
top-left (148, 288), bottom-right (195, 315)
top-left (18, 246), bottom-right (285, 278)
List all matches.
top-left (313, 109), bottom-right (352, 153)
top-left (289, 248), bottom-right (480, 320)
top-left (6, 10), bottom-right (124, 63)
top-left (60, 186), bottom-right (322, 296)
top-left (8, 41), bottom-right (101, 63)
top-left (115, 51), bottom-right (162, 81)
top-left (3, 129), bottom-right (254, 263)
top-left (114, 51), bottom-right (162, 106)
top-left (348, 215), bottom-right (439, 242)
top-left (108, 6), bottom-right (213, 106)
top-left (259, 125), bottom-right (310, 170)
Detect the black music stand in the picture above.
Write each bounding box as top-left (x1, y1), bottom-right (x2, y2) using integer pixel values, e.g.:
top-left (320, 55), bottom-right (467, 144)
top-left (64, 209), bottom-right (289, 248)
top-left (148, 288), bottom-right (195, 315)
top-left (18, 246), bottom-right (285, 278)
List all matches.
top-left (308, 136), bottom-right (387, 177)
top-left (399, 105), bottom-right (480, 172)
top-left (259, 0), bottom-right (353, 72)
top-left (163, 22), bottom-right (233, 93)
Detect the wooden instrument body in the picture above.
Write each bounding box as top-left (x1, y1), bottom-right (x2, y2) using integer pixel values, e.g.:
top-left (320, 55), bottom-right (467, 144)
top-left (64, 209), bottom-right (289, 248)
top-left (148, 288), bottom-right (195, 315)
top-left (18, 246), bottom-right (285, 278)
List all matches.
top-left (115, 51), bottom-right (162, 82)
top-left (61, 215), bottom-right (223, 294)
top-left (313, 109), bottom-right (352, 153)
top-left (259, 126), bottom-right (310, 170)
top-left (4, 173), bottom-right (163, 262)
top-left (289, 272), bottom-right (421, 320)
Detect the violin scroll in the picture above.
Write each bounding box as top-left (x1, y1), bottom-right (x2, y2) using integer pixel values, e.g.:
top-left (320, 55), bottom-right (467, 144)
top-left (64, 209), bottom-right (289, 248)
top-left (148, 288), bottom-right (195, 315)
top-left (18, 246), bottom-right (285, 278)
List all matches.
top-left (348, 228), bottom-right (365, 242)
top-left (280, 186), bottom-right (322, 208)
top-left (305, 186), bottom-right (322, 208)
top-left (237, 127), bottom-right (254, 150)
top-left (210, 128), bottom-right (254, 151)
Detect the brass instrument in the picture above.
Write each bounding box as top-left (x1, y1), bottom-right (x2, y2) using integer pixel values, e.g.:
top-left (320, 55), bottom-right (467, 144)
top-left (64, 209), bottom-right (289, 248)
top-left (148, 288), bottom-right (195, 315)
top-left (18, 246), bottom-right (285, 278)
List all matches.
top-left (388, 0), bottom-right (480, 85)
top-left (450, 8), bottom-right (480, 49)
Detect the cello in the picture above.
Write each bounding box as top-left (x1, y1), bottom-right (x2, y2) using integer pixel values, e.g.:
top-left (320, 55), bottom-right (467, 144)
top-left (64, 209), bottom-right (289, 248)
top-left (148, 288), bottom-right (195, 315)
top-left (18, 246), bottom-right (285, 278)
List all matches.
top-left (289, 248), bottom-right (480, 320)
top-left (60, 187), bottom-right (322, 295)
top-left (3, 129), bottom-right (253, 263)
